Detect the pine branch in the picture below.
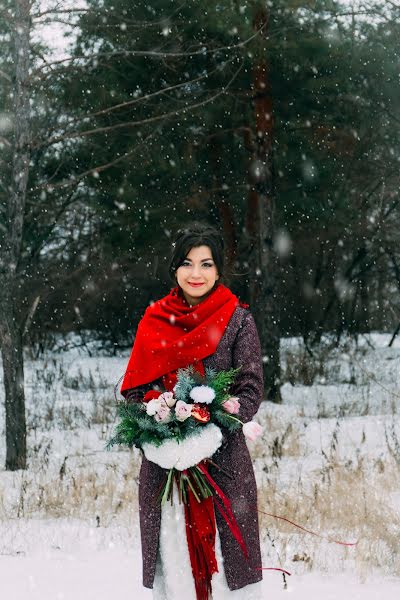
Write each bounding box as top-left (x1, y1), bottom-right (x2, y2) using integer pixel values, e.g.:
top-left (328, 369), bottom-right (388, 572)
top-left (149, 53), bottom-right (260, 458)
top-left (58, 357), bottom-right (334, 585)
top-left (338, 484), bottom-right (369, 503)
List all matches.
top-left (210, 367), bottom-right (242, 402)
top-left (213, 410), bottom-right (242, 432)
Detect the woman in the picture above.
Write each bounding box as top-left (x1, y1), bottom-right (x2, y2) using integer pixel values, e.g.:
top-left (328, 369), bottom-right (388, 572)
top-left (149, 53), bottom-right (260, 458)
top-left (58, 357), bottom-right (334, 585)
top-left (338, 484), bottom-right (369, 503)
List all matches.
top-left (120, 223), bottom-right (264, 599)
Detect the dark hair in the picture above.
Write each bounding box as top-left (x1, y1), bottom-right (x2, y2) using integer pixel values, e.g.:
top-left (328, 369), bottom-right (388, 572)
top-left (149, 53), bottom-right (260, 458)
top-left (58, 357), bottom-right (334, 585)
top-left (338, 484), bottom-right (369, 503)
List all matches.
top-left (168, 222), bottom-right (224, 282)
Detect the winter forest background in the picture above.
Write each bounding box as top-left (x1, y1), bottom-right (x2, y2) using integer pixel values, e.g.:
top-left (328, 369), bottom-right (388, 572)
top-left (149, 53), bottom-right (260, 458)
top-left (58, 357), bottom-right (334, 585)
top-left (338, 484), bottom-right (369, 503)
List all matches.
top-left (1, 1), bottom-right (400, 598)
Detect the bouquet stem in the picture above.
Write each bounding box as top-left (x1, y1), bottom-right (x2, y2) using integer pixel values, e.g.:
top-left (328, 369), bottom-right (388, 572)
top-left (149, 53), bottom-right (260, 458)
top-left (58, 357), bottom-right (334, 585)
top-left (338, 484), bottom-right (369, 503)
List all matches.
top-left (159, 463), bottom-right (217, 506)
top-left (159, 467), bottom-right (175, 505)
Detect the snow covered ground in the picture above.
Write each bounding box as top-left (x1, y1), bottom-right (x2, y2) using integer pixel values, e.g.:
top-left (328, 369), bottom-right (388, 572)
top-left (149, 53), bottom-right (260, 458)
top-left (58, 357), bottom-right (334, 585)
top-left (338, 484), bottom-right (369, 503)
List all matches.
top-left (1, 546), bottom-right (400, 600)
top-left (1, 332), bottom-right (400, 597)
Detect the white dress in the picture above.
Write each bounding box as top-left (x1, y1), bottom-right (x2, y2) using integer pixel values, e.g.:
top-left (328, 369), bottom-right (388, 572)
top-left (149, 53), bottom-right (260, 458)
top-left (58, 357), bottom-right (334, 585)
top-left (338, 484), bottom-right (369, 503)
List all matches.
top-left (152, 483), bottom-right (263, 600)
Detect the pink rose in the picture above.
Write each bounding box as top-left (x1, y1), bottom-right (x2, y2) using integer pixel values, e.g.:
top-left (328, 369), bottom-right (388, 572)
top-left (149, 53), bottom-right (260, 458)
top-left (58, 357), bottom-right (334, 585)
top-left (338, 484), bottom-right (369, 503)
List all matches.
top-left (159, 391), bottom-right (176, 408)
top-left (243, 421), bottom-right (263, 442)
top-left (175, 400), bottom-right (193, 422)
top-left (154, 403), bottom-right (171, 423)
top-left (222, 397), bottom-right (240, 414)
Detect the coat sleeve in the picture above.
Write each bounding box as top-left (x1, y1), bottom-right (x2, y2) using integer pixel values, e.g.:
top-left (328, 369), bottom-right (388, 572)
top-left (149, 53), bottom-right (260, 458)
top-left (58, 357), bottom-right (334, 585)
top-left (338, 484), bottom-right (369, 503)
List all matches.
top-left (230, 311), bottom-right (264, 423)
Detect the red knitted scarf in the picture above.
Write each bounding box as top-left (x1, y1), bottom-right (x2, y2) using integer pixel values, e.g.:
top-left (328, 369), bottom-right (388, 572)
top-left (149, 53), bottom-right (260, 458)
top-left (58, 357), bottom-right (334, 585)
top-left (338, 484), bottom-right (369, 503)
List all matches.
top-left (120, 283), bottom-right (240, 393)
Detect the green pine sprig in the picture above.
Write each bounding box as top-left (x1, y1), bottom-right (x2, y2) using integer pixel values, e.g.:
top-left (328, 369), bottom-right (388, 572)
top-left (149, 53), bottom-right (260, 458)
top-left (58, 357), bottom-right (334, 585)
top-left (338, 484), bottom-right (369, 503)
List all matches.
top-left (212, 409), bottom-right (242, 432)
top-left (208, 367), bottom-right (242, 405)
top-left (174, 366), bottom-right (197, 401)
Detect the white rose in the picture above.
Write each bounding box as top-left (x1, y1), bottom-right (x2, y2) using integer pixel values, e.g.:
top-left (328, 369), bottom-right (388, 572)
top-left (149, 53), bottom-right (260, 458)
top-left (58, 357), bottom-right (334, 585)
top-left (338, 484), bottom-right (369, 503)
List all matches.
top-left (154, 404), bottom-right (172, 423)
top-left (159, 391), bottom-right (176, 408)
top-left (175, 400), bottom-right (193, 421)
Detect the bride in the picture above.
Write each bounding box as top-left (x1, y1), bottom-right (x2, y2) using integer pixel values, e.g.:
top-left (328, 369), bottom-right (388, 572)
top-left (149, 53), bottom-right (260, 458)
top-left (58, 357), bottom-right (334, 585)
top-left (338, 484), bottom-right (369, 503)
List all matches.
top-left (120, 223), bottom-right (264, 599)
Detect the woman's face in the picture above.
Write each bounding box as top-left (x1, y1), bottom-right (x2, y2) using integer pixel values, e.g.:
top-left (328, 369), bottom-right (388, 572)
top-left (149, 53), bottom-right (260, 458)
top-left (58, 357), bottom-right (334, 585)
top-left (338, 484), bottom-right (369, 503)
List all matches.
top-left (175, 245), bottom-right (219, 306)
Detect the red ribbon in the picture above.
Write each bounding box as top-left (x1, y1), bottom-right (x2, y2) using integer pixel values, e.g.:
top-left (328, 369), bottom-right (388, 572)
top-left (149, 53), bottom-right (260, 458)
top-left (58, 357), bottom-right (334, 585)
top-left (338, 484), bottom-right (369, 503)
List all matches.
top-left (182, 463), bottom-right (249, 600)
top-left (256, 567), bottom-right (292, 576)
top-left (197, 463), bottom-right (249, 560)
top-left (184, 480), bottom-right (218, 600)
top-left (257, 508), bottom-right (358, 547)
top-left (172, 465), bottom-right (359, 596)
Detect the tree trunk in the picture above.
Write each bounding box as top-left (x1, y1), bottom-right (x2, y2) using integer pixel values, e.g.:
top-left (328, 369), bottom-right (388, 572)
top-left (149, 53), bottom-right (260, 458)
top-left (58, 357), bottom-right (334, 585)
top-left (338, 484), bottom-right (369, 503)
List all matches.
top-left (0, 0), bottom-right (31, 470)
top-left (245, 5), bottom-right (281, 402)
top-left (209, 136), bottom-right (237, 283)
top-left (0, 299), bottom-right (26, 470)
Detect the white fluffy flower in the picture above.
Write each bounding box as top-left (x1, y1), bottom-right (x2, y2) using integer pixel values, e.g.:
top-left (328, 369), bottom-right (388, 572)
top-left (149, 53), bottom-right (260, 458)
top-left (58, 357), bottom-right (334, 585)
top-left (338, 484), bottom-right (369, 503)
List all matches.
top-left (189, 385), bottom-right (215, 405)
top-left (146, 398), bottom-right (162, 416)
top-left (142, 424), bottom-right (222, 470)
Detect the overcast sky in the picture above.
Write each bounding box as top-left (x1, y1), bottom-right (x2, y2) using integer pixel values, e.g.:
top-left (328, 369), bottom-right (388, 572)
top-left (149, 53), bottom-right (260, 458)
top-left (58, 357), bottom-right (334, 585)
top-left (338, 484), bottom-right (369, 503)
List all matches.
top-left (34, 0), bottom-right (395, 63)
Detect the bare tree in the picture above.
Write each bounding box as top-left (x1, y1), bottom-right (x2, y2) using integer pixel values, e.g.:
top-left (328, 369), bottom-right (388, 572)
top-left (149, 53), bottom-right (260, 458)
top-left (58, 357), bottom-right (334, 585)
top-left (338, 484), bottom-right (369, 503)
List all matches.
top-left (0, 0), bottom-right (31, 470)
top-left (0, 3), bottom-right (263, 470)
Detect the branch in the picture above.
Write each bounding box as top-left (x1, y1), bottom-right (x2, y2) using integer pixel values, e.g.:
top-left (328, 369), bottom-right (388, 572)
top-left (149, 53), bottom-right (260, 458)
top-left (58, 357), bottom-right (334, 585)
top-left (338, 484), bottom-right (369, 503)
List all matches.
top-left (34, 60), bottom-right (243, 150)
top-left (22, 189), bottom-right (78, 266)
top-left (352, 353), bottom-right (400, 401)
top-left (0, 179), bottom-right (10, 193)
top-left (33, 7), bottom-right (90, 18)
top-left (384, 0), bottom-right (400, 8)
top-left (379, 104), bottom-right (400, 126)
top-left (0, 68), bottom-right (12, 82)
top-left (33, 24), bottom-right (266, 74)
top-left (0, 135), bottom-right (12, 147)
top-left (33, 130), bottom-right (156, 191)
top-left (47, 64), bottom-right (223, 133)
top-left (33, 1), bottom-right (187, 24)
top-left (22, 295), bottom-right (40, 339)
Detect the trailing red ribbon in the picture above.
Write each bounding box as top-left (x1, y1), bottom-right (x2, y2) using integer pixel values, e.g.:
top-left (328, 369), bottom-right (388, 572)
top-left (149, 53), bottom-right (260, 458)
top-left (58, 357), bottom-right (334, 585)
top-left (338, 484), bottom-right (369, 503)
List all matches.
top-left (182, 462), bottom-right (249, 600)
top-left (257, 508), bottom-right (358, 547)
top-left (197, 463), bottom-right (248, 559)
top-left (256, 567), bottom-right (292, 576)
top-left (184, 479), bottom-right (218, 600)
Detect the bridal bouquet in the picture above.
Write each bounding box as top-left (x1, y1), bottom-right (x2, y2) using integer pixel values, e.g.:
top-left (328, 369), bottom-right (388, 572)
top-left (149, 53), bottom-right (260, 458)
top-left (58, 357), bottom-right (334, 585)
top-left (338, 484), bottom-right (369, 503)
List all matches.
top-left (107, 365), bottom-right (262, 504)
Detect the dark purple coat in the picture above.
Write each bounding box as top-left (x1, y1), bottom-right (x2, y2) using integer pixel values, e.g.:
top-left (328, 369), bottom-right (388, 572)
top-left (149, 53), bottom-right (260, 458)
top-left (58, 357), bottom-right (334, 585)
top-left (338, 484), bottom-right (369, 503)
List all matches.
top-left (123, 306), bottom-right (264, 591)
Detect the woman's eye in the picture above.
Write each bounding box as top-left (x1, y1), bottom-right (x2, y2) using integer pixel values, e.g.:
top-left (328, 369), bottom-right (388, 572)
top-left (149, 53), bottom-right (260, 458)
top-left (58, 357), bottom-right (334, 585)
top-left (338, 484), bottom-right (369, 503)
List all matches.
top-left (180, 261), bottom-right (213, 267)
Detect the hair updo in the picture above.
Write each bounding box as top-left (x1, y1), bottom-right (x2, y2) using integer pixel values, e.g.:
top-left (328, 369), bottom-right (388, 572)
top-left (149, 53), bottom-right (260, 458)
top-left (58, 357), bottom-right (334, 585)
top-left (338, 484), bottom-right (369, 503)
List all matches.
top-left (168, 222), bottom-right (225, 283)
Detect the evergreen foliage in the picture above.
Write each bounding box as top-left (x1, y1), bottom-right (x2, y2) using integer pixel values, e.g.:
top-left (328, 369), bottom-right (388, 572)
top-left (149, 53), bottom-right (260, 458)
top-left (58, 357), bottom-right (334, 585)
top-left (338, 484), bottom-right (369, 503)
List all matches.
top-left (41, 0), bottom-right (400, 347)
top-left (3, 1), bottom-right (400, 350)
top-left (173, 366), bottom-right (197, 401)
top-left (207, 367), bottom-right (241, 404)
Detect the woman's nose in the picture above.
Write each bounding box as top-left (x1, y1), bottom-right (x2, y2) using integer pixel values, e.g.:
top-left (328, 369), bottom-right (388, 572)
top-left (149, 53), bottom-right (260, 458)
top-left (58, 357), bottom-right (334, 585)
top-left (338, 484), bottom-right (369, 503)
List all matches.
top-left (191, 265), bottom-right (202, 277)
